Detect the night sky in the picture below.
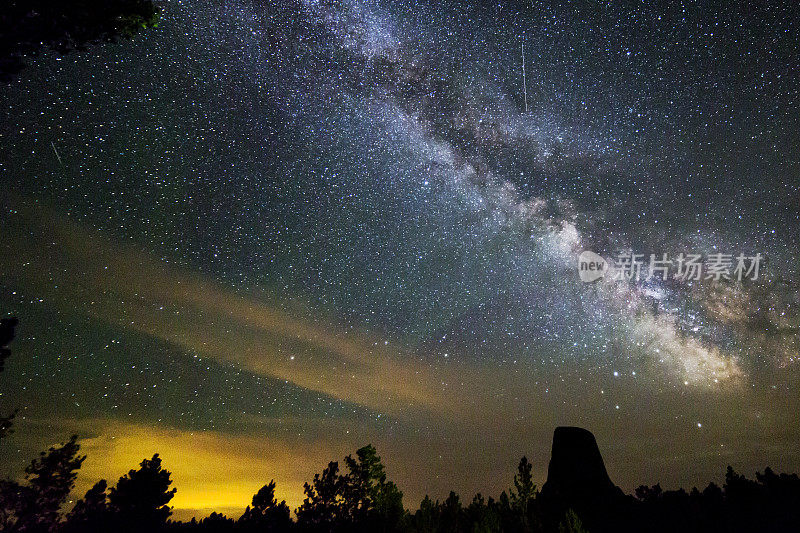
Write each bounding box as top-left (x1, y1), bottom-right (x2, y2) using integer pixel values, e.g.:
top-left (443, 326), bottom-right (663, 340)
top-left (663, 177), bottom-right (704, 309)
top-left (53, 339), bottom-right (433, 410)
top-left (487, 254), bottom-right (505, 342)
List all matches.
top-left (1, 0), bottom-right (798, 521)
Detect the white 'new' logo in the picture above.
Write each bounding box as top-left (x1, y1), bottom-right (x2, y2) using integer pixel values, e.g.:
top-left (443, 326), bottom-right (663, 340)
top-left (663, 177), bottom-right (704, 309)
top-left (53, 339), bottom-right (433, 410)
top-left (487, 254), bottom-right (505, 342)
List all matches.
top-left (578, 251), bottom-right (610, 282)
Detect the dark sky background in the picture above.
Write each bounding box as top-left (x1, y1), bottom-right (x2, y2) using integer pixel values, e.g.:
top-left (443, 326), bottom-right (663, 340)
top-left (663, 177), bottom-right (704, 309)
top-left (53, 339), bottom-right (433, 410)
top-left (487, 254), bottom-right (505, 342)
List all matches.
top-left (0, 0), bottom-right (798, 520)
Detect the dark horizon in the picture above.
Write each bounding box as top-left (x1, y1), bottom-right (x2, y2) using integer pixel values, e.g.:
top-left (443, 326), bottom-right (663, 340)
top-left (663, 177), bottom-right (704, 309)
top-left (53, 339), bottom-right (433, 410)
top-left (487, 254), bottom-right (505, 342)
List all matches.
top-left (3, 400), bottom-right (799, 533)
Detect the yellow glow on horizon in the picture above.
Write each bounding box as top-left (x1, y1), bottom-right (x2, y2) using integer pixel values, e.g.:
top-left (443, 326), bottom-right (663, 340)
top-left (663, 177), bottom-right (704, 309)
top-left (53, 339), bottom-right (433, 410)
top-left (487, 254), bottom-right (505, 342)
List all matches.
top-left (74, 421), bottom-right (319, 520)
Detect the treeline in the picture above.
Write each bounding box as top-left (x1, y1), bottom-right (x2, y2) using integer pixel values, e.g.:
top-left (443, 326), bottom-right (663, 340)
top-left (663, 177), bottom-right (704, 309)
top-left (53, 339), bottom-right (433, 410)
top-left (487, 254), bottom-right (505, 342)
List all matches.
top-left (0, 438), bottom-right (569, 533)
top-left (1, 435), bottom-right (800, 533)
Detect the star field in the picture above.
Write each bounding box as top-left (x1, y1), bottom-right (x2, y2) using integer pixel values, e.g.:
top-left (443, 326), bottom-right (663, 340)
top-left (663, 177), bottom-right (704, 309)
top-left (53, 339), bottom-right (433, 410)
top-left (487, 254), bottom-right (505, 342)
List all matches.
top-left (0, 0), bottom-right (798, 520)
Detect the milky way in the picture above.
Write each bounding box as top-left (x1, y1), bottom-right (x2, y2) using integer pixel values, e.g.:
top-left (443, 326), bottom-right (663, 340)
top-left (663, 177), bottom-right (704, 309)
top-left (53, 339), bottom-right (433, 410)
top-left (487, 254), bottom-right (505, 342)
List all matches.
top-left (0, 0), bottom-right (798, 519)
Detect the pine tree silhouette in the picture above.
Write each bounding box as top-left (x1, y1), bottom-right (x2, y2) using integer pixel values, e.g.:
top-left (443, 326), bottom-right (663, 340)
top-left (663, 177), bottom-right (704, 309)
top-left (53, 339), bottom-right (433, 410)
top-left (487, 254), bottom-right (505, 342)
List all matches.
top-left (0, 434), bottom-right (85, 532)
top-left (108, 454), bottom-right (176, 531)
top-left (239, 480), bottom-right (292, 533)
top-left (65, 479), bottom-right (110, 533)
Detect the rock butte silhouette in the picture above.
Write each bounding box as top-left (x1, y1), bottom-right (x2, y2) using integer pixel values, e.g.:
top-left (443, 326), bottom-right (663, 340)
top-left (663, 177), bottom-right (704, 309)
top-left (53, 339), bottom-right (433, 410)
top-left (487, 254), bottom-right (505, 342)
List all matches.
top-left (540, 426), bottom-right (631, 532)
top-left (541, 426), bottom-right (622, 500)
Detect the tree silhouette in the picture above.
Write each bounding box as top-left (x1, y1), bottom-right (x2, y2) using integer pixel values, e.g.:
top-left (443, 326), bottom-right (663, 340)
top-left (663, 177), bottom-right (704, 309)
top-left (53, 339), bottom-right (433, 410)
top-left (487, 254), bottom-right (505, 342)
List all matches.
top-left (341, 444), bottom-right (404, 530)
top-left (296, 445), bottom-right (404, 532)
top-left (0, 479), bottom-right (22, 531)
top-left (197, 512), bottom-right (234, 531)
top-left (239, 480), bottom-right (292, 533)
top-left (0, 0), bottom-right (160, 82)
top-left (296, 461), bottom-right (345, 532)
top-left (0, 434), bottom-right (85, 532)
top-left (411, 495), bottom-right (441, 533)
top-left (557, 509), bottom-right (587, 533)
top-left (439, 491), bottom-right (463, 533)
top-left (64, 479), bottom-right (110, 533)
top-left (0, 317), bottom-right (18, 373)
top-left (509, 457), bottom-right (538, 531)
top-left (0, 317), bottom-right (19, 440)
top-left (108, 454), bottom-right (176, 531)
top-left (466, 493), bottom-right (501, 533)
top-left (634, 482), bottom-right (662, 503)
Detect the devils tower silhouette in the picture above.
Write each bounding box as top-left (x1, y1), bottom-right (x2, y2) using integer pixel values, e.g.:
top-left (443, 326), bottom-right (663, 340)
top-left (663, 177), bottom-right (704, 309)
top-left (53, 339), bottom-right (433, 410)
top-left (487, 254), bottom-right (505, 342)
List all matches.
top-left (540, 427), bottom-right (633, 532)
